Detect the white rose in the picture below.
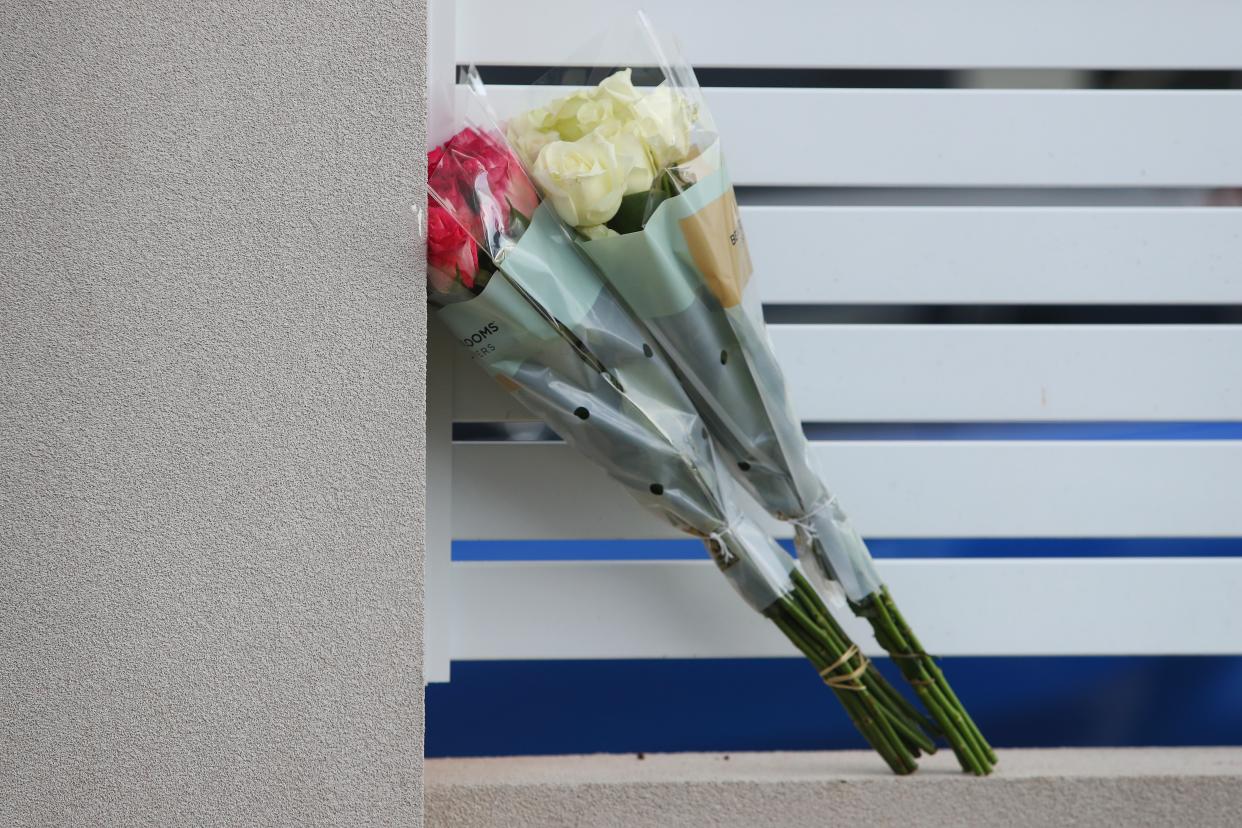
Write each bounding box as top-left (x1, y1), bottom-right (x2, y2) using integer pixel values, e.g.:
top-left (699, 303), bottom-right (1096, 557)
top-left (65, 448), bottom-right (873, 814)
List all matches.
top-left (633, 85), bottom-right (695, 168)
top-left (507, 108), bottom-right (558, 168)
top-left (531, 132), bottom-right (627, 228)
top-left (595, 68), bottom-right (642, 109)
top-left (545, 91), bottom-right (618, 141)
top-left (594, 120), bottom-right (656, 195)
top-left (579, 224), bottom-right (619, 240)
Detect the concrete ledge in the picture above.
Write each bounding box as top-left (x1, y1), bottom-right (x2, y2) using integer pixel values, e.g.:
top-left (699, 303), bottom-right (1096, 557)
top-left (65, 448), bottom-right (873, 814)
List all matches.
top-left (427, 748), bottom-right (1242, 827)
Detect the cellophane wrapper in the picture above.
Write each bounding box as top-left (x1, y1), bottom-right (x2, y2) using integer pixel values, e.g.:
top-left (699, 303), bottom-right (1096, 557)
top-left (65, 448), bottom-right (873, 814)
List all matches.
top-left (425, 129), bottom-right (795, 613)
top-left (479, 16), bottom-right (883, 603)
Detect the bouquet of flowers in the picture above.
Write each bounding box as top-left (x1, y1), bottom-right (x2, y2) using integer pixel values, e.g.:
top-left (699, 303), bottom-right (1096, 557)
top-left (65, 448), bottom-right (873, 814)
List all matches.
top-left (425, 126), bottom-right (938, 773)
top-left (474, 15), bottom-right (995, 775)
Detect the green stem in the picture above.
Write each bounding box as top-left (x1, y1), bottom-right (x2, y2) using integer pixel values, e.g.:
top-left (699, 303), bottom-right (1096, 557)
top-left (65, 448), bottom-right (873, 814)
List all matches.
top-left (858, 588), bottom-right (994, 775)
top-left (773, 598), bottom-right (918, 773)
top-left (791, 570), bottom-right (940, 741)
top-left (767, 608), bottom-right (912, 774)
top-left (881, 588), bottom-right (998, 765)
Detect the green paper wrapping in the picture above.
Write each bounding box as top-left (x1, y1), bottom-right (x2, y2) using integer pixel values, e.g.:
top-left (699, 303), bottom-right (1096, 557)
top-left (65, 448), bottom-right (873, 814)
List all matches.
top-left (437, 204), bottom-right (795, 613)
top-left (579, 163), bottom-right (882, 603)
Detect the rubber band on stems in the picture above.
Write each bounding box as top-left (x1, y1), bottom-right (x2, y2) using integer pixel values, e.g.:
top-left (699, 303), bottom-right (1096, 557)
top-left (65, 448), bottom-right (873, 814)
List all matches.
top-left (818, 644), bottom-right (870, 691)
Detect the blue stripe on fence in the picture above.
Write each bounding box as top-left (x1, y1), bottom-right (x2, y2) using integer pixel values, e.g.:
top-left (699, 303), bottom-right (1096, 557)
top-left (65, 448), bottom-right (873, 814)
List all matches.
top-left (800, 421), bottom-right (1242, 441)
top-left (426, 656), bottom-right (1242, 757)
top-left (453, 537), bottom-right (1242, 561)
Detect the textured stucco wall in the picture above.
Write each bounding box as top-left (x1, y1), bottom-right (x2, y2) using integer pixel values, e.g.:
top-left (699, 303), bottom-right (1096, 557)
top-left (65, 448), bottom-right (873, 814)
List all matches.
top-left (1, 2), bottom-right (428, 825)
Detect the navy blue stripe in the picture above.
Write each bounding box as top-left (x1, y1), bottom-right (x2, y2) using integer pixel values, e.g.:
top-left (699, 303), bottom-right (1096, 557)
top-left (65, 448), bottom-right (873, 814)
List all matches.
top-left (454, 537), bottom-right (1242, 561)
top-left (801, 421), bottom-right (1242, 441)
top-left (426, 656), bottom-right (1242, 756)
top-left (763, 304), bottom-right (1242, 324)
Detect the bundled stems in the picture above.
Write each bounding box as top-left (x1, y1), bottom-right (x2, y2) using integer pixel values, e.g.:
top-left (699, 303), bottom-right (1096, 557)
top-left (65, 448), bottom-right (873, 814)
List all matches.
top-left (788, 570), bottom-right (940, 740)
top-left (764, 570), bottom-right (939, 774)
top-left (853, 586), bottom-right (997, 776)
top-left (766, 607), bottom-right (912, 775)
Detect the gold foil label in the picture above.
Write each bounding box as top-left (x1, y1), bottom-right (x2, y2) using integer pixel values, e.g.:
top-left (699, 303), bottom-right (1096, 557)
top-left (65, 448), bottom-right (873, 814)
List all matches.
top-left (678, 188), bottom-right (753, 308)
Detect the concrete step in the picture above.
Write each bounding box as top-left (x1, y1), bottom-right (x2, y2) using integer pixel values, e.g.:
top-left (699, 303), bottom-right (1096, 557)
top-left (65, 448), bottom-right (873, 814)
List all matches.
top-left (427, 747), bottom-right (1242, 827)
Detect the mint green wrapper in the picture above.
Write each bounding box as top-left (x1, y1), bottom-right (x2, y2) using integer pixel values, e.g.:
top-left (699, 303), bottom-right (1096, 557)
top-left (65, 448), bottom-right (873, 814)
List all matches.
top-left (468, 9), bottom-right (994, 772)
top-left (578, 162), bottom-right (882, 604)
top-left (436, 203), bottom-right (794, 613)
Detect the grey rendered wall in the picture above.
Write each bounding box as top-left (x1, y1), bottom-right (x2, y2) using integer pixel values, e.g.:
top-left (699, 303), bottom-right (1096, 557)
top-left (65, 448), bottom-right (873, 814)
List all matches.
top-left (1, 2), bottom-right (428, 825)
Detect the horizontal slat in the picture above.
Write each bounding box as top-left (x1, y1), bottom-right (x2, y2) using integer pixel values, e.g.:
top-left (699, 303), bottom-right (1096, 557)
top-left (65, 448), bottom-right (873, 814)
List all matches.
top-left (478, 87), bottom-right (1242, 187)
top-left (453, 325), bottom-right (1242, 422)
top-left (457, 1), bottom-right (1242, 69)
top-left (452, 441), bottom-right (1242, 538)
top-left (439, 207), bottom-right (1242, 306)
top-left (744, 208), bottom-right (1242, 304)
top-left (451, 558), bottom-right (1242, 657)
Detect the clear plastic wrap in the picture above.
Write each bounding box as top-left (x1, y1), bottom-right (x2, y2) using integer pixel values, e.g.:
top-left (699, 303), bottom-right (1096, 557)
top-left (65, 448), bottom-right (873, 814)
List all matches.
top-left (425, 125), bottom-right (794, 614)
top-left (424, 121), bottom-right (939, 774)
top-left (464, 27), bottom-right (878, 605)
top-left (470, 12), bottom-right (995, 775)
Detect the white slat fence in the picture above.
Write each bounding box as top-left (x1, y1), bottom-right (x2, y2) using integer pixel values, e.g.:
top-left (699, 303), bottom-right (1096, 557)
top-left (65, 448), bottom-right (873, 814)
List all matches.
top-left (425, 0), bottom-right (1242, 683)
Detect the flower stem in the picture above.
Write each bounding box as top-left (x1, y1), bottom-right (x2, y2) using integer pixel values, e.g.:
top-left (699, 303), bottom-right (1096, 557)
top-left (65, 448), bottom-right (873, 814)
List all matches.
top-left (853, 586), bottom-right (996, 775)
top-left (881, 587), bottom-right (997, 766)
top-left (767, 606), bottom-right (915, 774)
top-left (790, 570), bottom-right (940, 745)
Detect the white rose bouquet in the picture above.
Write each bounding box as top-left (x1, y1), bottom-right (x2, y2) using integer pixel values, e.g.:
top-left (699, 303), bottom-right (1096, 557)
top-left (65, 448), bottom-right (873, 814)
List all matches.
top-left (425, 124), bottom-right (938, 774)
top-left (475, 15), bottom-right (995, 775)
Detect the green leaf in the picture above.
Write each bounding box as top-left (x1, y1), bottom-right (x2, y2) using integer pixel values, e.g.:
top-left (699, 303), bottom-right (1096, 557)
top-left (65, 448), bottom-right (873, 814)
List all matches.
top-left (607, 189), bottom-right (668, 234)
top-left (507, 197), bottom-right (531, 235)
